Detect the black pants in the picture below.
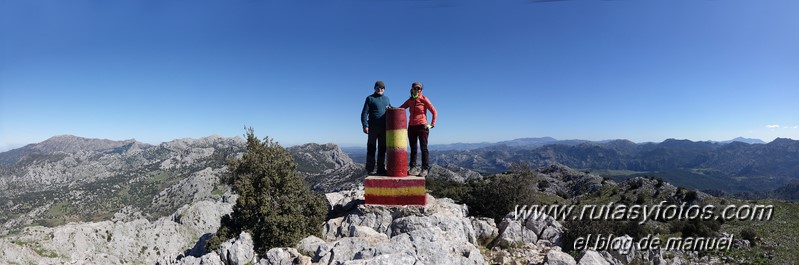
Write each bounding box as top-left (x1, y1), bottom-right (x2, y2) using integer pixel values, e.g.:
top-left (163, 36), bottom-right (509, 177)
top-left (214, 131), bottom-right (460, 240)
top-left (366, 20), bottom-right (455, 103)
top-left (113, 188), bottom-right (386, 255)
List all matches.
top-left (408, 125), bottom-right (430, 169)
top-left (366, 127), bottom-right (386, 172)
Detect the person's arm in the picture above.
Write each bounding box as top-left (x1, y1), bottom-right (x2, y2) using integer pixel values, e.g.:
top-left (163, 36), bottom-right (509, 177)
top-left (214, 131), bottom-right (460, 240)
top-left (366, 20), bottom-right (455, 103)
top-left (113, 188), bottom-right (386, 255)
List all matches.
top-left (424, 97), bottom-right (437, 127)
top-left (361, 97), bottom-right (370, 133)
top-left (399, 98), bottom-right (411, 109)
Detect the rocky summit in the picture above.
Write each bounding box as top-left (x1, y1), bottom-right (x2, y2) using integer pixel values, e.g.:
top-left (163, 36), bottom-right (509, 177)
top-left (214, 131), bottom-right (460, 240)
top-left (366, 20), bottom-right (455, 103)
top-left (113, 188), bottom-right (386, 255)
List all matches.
top-left (159, 190), bottom-right (597, 265)
top-left (1, 135), bottom-right (791, 264)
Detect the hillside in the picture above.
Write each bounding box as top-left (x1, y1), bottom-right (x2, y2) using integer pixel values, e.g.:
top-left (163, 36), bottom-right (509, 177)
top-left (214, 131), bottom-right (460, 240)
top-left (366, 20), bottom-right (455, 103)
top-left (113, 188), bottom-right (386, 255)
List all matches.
top-left (0, 135), bottom-right (482, 235)
top-left (1, 135), bottom-right (797, 264)
top-left (428, 138), bottom-right (799, 195)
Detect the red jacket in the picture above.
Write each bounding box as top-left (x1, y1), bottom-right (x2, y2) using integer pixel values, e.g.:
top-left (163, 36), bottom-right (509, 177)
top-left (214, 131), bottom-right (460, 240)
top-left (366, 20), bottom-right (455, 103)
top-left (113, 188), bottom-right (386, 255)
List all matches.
top-left (399, 91), bottom-right (437, 127)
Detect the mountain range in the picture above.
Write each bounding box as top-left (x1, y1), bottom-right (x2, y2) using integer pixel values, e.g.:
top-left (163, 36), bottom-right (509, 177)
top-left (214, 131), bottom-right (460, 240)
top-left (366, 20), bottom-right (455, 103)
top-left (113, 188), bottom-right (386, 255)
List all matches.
top-left (1, 134), bottom-right (797, 264)
top-left (344, 136), bottom-right (797, 197)
top-left (2, 134), bottom-right (796, 232)
top-left (0, 135), bottom-right (482, 235)
top-left (433, 138), bottom-right (797, 194)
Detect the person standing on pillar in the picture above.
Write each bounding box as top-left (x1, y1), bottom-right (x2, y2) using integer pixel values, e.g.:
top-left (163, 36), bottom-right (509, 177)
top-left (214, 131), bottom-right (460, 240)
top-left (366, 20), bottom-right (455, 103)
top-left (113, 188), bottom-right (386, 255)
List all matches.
top-left (399, 81), bottom-right (437, 178)
top-left (361, 81), bottom-right (392, 175)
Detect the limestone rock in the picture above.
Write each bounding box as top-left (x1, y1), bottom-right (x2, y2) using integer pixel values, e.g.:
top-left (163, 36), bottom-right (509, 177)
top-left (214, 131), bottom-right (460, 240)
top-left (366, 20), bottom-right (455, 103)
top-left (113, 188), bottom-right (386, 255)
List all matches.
top-left (496, 211), bottom-right (564, 248)
top-left (326, 189), bottom-right (364, 218)
top-left (340, 252), bottom-right (418, 265)
top-left (349, 225), bottom-right (389, 240)
top-left (259, 247), bottom-right (309, 265)
top-left (295, 235), bottom-right (327, 261)
top-left (218, 232), bottom-right (256, 265)
top-left (471, 217), bottom-right (498, 243)
top-left (545, 250), bottom-right (577, 265)
top-left (311, 193), bottom-right (486, 265)
top-left (578, 250), bottom-right (610, 265)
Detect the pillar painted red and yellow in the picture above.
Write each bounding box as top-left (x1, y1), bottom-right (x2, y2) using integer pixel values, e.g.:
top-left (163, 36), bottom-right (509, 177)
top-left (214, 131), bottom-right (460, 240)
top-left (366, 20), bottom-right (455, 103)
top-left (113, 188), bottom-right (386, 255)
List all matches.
top-left (385, 108), bottom-right (408, 177)
top-left (364, 176), bottom-right (426, 205)
top-left (364, 108), bottom-right (426, 206)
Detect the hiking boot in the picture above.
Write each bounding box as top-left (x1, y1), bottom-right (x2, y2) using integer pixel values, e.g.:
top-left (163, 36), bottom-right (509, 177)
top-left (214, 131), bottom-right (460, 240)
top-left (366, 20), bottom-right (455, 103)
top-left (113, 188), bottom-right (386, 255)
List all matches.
top-left (376, 168), bottom-right (388, 176)
top-left (419, 169), bottom-right (429, 178)
top-left (408, 166), bottom-right (421, 176)
top-left (366, 169), bottom-right (377, 176)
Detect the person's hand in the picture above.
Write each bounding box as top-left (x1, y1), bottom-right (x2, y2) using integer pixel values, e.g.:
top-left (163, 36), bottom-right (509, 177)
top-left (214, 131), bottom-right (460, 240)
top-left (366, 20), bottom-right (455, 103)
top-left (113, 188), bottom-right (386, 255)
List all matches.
top-left (425, 124), bottom-right (433, 130)
top-left (363, 127), bottom-right (369, 134)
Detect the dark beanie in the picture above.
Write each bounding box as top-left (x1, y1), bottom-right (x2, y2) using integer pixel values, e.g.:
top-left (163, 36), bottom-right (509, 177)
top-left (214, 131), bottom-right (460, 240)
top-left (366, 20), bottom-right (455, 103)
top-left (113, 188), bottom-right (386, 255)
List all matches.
top-left (374, 81), bottom-right (385, 88)
top-left (411, 82), bottom-right (423, 89)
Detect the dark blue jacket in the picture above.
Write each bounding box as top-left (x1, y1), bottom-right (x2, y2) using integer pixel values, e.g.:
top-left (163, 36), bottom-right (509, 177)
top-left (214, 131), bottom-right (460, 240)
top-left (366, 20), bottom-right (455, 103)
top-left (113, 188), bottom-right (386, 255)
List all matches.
top-left (361, 93), bottom-right (391, 129)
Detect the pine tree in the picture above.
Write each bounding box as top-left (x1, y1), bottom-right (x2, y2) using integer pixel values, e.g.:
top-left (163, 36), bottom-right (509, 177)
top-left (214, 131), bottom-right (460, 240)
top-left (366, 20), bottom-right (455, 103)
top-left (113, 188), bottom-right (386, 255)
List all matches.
top-left (207, 128), bottom-right (327, 255)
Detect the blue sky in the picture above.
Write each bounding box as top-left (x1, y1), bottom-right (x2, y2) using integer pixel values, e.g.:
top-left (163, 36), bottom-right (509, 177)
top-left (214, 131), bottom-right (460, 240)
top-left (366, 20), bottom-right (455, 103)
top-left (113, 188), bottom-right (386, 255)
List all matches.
top-left (1, 0), bottom-right (797, 151)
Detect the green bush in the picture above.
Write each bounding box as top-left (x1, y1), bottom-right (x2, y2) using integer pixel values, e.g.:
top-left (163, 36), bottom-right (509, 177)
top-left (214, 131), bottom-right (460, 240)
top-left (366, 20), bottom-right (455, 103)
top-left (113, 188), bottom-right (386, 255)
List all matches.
top-left (426, 177), bottom-right (471, 203)
top-left (464, 163), bottom-right (538, 223)
top-left (206, 128), bottom-right (327, 256)
top-left (740, 227), bottom-right (757, 245)
top-left (669, 218), bottom-right (721, 238)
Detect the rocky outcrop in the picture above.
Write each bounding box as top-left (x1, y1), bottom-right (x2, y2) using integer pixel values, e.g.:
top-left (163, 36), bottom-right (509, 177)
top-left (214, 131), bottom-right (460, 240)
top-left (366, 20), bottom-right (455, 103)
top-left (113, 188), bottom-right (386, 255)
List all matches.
top-left (0, 135), bottom-right (245, 236)
top-left (173, 188), bottom-right (629, 265)
top-left (428, 164), bottom-right (484, 182)
top-left (577, 250), bottom-right (611, 265)
top-left (0, 196), bottom-right (235, 264)
top-left (535, 164), bottom-right (607, 198)
top-left (0, 135), bottom-right (364, 236)
top-left (218, 232), bottom-right (257, 265)
top-left (172, 192), bottom-right (487, 265)
top-left (289, 143), bottom-right (365, 192)
top-left (495, 210), bottom-right (565, 248)
top-left (312, 194), bottom-right (485, 265)
top-left (545, 250), bottom-right (577, 265)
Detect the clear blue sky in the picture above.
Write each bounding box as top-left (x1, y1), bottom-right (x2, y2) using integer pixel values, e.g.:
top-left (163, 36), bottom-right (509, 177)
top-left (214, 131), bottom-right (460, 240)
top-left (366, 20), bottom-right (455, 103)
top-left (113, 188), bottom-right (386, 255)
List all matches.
top-left (1, 0), bottom-right (797, 151)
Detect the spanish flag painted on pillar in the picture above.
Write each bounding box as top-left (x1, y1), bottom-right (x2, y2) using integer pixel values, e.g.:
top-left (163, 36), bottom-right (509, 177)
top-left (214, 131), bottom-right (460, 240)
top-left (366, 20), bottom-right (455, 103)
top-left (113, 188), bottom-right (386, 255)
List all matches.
top-left (364, 108), bottom-right (426, 206)
top-left (364, 176), bottom-right (427, 205)
top-left (385, 108), bottom-right (408, 177)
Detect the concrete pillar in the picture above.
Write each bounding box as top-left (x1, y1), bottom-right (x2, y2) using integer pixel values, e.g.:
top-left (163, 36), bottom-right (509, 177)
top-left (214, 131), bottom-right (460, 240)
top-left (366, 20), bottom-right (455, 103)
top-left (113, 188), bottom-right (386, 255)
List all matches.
top-left (364, 108), bottom-right (426, 206)
top-left (385, 108), bottom-right (408, 177)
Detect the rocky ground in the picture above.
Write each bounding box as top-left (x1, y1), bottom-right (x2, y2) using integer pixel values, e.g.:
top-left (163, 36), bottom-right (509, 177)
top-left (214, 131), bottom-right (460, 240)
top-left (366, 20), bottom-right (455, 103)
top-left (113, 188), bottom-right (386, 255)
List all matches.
top-left (160, 189), bottom-right (700, 265)
top-left (0, 135), bottom-right (784, 264)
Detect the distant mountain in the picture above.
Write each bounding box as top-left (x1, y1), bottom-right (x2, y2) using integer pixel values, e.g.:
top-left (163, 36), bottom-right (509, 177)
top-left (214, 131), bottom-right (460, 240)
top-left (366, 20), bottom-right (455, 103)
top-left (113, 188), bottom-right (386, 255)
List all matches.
top-left (0, 134), bottom-right (482, 236)
top-left (717, 137), bottom-right (767, 144)
top-left (0, 135), bottom-right (244, 236)
top-left (288, 143), bottom-right (364, 192)
top-left (427, 142), bottom-right (496, 151)
top-left (292, 143), bottom-right (483, 192)
top-left (766, 182), bottom-right (799, 201)
top-left (0, 135), bottom-right (145, 165)
top-left (427, 137), bottom-right (583, 151)
top-left (1, 134), bottom-right (797, 264)
top-left (431, 138), bottom-right (799, 194)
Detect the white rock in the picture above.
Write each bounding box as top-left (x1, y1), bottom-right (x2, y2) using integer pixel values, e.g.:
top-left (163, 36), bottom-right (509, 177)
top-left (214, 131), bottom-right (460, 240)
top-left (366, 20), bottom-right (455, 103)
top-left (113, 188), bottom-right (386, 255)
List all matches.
top-left (260, 247), bottom-right (307, 265)
top-left (545, 250), bottom-right (577, 265)
top-left (579, 250), bottom-right (610, 265)
top-left (218, 232), bottom-right (256, 265)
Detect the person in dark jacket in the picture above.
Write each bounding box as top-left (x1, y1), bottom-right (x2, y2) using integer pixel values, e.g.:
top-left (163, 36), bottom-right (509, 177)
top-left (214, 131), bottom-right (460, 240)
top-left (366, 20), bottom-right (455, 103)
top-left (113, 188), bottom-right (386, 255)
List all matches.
top-left (361, 81), bottom-right (392, 175)
top-left (399, 81), bottom-right (437, 178)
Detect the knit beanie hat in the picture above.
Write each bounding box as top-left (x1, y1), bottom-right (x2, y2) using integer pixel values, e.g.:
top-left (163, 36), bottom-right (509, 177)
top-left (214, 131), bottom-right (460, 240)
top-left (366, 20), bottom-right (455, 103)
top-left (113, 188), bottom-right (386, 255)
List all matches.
top-left (411, 82), bottom-right (423, 90)
top-left (374, 81), bottom-right (385, 89)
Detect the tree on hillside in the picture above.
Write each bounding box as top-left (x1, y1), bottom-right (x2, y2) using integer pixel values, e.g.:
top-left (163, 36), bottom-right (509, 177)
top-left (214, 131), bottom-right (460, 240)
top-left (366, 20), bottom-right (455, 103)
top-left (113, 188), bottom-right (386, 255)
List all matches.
top-left (206, 128), bottom-right (327, 256)
top-left (465, 162), bottom-right (539, 223)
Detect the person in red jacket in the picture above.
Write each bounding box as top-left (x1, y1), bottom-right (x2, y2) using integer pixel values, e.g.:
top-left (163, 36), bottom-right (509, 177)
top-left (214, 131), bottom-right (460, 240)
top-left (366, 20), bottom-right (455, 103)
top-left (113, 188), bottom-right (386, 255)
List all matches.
top-left (399, 82), bottom-right (437, 177)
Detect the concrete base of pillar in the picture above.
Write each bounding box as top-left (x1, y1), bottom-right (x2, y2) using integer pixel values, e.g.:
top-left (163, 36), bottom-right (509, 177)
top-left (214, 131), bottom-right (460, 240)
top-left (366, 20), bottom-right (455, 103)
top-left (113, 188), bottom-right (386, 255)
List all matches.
top-left (364, 176), bottom-right (427, 206)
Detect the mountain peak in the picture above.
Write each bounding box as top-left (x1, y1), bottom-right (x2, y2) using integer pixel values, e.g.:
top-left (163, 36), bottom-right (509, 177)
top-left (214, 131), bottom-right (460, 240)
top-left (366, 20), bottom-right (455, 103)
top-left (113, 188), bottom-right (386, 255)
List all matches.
top-left (36, 135), bottom-right (137, 154)
top-left (497, 137), bottom-right (558, 146)
top-left (719, 137), bottom-right (766, 145)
